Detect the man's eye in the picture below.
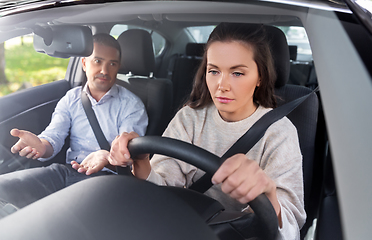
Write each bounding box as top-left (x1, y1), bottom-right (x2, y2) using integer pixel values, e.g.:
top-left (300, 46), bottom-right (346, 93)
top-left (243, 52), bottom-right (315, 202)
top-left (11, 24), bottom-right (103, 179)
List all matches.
top-left (110, 62), bottom-right (117, 67)
top-left (94, 59), bottom-right (100, 64)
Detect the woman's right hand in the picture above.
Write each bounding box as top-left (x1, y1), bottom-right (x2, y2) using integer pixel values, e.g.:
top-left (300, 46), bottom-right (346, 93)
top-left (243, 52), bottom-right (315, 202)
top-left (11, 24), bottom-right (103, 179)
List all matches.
top-left (109, 132), bottom-right (151, 179)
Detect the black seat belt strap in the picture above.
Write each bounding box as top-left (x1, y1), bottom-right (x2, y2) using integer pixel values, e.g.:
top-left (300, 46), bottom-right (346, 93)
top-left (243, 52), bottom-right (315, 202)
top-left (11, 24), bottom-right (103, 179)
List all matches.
top-left (190, 87), bottom-right (318, 192)
top-left (81, 91), bottom-right (111, 151)
top-left (81, 91), bottom-right (131, 175)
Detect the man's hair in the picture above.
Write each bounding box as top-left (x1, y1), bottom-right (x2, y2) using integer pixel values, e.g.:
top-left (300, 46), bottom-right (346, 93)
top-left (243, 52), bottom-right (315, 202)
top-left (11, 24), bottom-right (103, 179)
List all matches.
top-left (186, 23), bottom-right (277, 109)
top-left (92, 33), bottom-right (121, 61)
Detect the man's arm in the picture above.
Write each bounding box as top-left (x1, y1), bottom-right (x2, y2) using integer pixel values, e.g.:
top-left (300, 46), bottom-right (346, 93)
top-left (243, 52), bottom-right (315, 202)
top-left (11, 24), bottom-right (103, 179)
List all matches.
top-left (10, 128), bottom-right (53, 159)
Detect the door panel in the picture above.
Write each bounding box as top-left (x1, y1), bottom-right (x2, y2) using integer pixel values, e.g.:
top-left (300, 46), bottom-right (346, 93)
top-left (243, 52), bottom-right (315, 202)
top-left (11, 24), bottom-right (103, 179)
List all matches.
top-left (0, 80), bottom-right (70, 174)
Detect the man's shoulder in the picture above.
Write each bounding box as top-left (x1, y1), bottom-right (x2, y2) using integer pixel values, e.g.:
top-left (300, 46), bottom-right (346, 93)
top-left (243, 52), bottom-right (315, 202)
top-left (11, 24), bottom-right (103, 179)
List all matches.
top-left (59, 86), bottom-right (82, 101)
top-left (66, 86), bottom-right (82, 95)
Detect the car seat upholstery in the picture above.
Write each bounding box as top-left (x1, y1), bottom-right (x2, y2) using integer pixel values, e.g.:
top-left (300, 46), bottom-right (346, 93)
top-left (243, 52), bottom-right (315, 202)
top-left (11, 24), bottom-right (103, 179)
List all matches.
top-left (265, 25), bottom-right (320, 238)
top-left (170, 43), bottom-right (204, 115)
top-left (116, 29), bottom-right (173, 136)
top-left (315, 150), bottom-right (344, 240)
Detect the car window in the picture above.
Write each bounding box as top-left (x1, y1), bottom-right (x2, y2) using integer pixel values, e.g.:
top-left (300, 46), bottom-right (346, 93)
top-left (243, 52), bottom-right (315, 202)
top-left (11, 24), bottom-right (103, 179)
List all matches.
top-left (187, 25), bottom-right (312, 62)
top-left (110, 24), bottom-right (166, 56)
top-left (277, 26), bottom-right (313, 61)
top-left (0, 34), bottom-right (69, 97)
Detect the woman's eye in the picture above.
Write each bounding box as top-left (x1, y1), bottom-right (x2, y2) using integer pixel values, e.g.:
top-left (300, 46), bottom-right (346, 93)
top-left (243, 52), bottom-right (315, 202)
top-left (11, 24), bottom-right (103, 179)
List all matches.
top-left (94, 59), bottom-right (101, 64)
top-left (208, 70), bottom-right (219, 75)
top-left (233, 72), bottom-right (243, 77)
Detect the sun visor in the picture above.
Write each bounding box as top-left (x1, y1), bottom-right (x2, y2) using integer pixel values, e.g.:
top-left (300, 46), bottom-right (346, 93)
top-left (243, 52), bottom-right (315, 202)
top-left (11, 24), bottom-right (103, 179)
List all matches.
top-left (33, 25), bottom-right (93, 58)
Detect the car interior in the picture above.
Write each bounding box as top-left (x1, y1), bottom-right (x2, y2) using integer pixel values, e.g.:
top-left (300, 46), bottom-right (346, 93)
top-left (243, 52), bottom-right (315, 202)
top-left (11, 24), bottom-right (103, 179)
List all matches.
top-left (1, 0), bottom-right (370, 239)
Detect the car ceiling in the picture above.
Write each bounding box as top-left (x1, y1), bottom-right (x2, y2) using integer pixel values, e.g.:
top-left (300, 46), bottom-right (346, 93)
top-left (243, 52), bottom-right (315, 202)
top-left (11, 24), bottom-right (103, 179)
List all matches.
top-left (0, 0), bottom-right (350, 43)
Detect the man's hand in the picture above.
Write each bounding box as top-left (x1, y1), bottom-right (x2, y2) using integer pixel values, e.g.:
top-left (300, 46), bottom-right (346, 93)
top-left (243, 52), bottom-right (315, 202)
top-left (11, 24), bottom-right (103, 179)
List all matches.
top-left (71, 150), bottom-right (110, 175)
top-left (10, 128), bottom-right (52, 159)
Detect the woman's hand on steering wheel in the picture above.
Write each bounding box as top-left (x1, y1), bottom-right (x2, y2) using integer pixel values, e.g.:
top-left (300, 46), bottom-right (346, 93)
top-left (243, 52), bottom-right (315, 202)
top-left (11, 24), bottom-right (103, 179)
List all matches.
top-left (212, 153), bottom-right (282, 226)
top-left (109, 132), bottom-right (151, 179)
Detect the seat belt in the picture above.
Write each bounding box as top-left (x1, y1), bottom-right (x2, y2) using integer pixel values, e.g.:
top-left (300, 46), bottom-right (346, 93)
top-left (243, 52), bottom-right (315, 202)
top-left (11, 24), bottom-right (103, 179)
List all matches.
top-left (190, 87), bottom-right (319, 192)
top-left (81, 91), bottom-right (131, 175)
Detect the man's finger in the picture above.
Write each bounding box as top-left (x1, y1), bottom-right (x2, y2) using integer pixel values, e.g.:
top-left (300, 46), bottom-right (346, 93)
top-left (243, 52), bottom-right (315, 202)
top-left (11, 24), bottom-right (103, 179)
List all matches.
top-left (10, 145), bottom-right (20, 154)
top-left (10, 128), bottom-right (20, 137)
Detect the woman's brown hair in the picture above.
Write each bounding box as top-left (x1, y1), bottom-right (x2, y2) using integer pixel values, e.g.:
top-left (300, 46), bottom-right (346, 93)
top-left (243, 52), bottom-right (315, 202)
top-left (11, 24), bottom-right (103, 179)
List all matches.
top-left (186, 23), bottom-right (277, 109)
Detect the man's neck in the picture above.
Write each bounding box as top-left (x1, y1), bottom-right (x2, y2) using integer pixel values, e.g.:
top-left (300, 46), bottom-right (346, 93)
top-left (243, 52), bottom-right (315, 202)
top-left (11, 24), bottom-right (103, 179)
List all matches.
top-left (86, 85), bottom-right (110, 102)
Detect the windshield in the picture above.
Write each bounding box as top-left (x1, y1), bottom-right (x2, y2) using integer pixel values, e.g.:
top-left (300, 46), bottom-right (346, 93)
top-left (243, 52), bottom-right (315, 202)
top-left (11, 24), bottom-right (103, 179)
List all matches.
top-left (345, 0), bottom-right (372, 32)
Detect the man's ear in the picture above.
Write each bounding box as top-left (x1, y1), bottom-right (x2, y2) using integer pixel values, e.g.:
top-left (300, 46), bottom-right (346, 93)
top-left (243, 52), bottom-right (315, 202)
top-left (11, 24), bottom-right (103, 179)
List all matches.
top-left (82, 57), bottom-right (87, 72)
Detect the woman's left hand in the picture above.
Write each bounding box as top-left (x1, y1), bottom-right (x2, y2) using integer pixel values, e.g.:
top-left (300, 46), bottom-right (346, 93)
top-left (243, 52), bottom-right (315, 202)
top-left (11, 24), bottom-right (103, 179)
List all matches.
top-left (212, 153), bottom-right (281, 221)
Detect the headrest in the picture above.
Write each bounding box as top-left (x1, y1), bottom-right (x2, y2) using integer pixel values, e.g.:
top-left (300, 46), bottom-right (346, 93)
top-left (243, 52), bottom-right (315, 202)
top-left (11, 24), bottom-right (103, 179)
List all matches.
top-left (186, 43), bottom-right (205, 57)
top-left (263, 25), bottom-right (290, 88)
top-left (117, 29), bottom-right (155, 77)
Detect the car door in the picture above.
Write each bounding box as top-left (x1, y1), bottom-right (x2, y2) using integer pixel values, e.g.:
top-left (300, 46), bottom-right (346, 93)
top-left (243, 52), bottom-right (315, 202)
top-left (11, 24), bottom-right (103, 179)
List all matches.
top-left (0, 33), bottom-right (73, 174)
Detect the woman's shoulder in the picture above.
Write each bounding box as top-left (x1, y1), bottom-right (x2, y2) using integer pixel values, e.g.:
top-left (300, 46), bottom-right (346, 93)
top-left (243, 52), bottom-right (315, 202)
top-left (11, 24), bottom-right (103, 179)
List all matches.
top-left (266, 115), bottom-right (299, 142)
top-left (255, 105), bottom-right (297, 133)
top-left (273, 116), bottom-right (297, 132)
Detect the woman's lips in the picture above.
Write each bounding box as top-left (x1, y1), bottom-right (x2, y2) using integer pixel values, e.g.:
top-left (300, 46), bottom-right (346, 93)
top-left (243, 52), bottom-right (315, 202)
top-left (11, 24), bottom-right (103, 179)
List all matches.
top-left (216, 97), bottom-right (233, 103)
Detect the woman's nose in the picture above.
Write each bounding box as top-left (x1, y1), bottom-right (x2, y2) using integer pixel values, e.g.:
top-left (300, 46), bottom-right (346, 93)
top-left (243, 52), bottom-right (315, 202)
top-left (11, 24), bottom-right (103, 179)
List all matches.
top-left (218, 74), bottom-right (230, 91)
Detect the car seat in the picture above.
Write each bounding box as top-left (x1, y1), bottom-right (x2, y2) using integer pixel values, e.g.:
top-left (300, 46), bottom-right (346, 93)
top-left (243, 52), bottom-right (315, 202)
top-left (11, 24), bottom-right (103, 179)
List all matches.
top-left (315, 149), bottom-right (344, 240)
top-left (170, 43), bottom-right (204, 115)
top-left (265, 25), bottom-right (319, 238)
top-left (116, 29), bottom-right (173, 136)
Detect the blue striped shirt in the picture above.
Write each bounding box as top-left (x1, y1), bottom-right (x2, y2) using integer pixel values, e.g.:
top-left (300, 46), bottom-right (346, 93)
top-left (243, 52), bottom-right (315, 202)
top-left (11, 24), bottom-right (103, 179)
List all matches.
top-left (38, 84), bottom-right (148, 164)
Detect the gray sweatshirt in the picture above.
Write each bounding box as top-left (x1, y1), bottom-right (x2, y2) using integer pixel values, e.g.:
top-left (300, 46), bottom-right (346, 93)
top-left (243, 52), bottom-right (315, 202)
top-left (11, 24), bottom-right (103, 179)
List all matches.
top-left (147, 104), bottom-right (306, 240)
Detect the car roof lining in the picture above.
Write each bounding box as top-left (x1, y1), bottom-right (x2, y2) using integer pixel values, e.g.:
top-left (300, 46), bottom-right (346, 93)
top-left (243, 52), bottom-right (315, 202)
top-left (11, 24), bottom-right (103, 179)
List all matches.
top-left (0, 1), bottom-right (307, 37)
top-left (0, 0), bottom-right (353, 43)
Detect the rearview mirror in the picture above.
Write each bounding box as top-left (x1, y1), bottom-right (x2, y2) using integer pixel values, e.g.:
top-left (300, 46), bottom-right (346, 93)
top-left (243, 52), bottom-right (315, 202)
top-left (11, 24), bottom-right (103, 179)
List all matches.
top-left (33, 25), bottom-right (93, 58)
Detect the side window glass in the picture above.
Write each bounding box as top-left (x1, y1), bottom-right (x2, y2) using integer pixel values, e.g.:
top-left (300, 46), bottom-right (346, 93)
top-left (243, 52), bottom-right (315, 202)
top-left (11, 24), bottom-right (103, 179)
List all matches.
top-left (110, 25), bottom-right (166, 56)
top-left (277, 26), bottom-right (315, 87)
top-left (0, 34), bottom-right (69, 97)
top-left (277, 26), bottom-right (313, 62)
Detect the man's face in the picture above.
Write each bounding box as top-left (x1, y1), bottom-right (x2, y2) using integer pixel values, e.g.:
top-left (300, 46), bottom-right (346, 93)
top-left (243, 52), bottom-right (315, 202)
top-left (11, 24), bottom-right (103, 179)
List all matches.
top-left (82, 43), bottom-right (120, 96)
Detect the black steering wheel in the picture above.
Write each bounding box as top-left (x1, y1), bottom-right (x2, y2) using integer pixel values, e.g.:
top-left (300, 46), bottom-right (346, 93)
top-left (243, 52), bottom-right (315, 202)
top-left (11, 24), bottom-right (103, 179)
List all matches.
top-left (0, 136), bottom-right (278, 240)
top-left (126, 136), bottom-right (279, 240)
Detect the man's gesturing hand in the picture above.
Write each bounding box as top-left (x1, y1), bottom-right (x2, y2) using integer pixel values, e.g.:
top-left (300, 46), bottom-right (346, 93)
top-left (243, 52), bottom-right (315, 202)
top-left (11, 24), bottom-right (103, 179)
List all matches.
top-left (10, 128), bottom-right (51, 159)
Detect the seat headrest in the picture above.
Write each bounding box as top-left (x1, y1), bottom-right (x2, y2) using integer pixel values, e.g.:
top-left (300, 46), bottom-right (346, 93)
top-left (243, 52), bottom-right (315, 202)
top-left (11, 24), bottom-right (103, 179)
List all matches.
top-left (263, 25), bottom-right (290, 88)
top-left (117, 29), bottom-right (155, 77)
top-left (186, 43), bottom-right (205, 57)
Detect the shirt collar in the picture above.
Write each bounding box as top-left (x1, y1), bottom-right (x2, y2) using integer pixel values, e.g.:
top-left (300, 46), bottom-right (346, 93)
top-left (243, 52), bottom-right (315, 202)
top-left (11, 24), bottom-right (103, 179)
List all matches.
top-left (83, 83), bottom-right (119, 105)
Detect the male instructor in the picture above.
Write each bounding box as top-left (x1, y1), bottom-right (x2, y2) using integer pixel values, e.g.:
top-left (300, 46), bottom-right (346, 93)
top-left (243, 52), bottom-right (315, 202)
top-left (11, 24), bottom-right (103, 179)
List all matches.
top-left (0, 33), bottom-right (148, 214)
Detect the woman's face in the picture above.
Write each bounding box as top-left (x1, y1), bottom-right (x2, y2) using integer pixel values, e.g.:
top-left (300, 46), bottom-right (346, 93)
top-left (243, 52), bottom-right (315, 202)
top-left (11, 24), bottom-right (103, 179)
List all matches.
top-left (206, 41), bottom-right (261, 122)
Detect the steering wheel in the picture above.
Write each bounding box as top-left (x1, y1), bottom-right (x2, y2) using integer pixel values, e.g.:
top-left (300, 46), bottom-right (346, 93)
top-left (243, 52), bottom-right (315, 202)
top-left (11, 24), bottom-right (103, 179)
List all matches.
top-left (126, 136), bottom-right (279, 240)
